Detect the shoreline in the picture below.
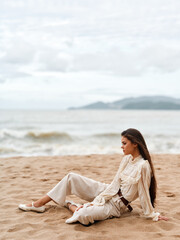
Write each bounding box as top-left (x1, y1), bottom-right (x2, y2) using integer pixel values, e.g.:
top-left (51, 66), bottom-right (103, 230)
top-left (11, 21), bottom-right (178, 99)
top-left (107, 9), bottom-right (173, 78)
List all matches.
top-left (1, 152), bottom-right (180, 160)
top-left (0, 154), bottom-right (180, 240)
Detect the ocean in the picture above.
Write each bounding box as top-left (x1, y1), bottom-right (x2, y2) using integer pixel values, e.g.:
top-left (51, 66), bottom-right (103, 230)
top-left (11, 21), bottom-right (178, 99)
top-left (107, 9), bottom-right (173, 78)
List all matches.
top-left (0, 109), bottom-right (180, 157)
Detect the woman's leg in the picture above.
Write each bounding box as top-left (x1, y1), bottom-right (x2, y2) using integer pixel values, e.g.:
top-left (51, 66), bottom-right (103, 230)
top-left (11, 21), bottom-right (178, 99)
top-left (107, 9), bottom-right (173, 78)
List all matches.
top-left (26, 195), bottom-right (52, 207)
top-left (24, 172), bottom-right (108, 208)
top-left (47, 172), bottom-right (108, 206)
top-left (66, 200), bottom-right (120, 225)
top-left (19, 195), bottom-right (53, 212)
top-left (67, 202), bottom-right (78, 213)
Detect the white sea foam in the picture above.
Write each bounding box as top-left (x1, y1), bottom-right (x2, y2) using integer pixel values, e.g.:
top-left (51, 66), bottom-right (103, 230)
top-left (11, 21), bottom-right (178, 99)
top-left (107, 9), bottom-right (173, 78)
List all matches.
top-left (0, 110), bottom-right (180, 157)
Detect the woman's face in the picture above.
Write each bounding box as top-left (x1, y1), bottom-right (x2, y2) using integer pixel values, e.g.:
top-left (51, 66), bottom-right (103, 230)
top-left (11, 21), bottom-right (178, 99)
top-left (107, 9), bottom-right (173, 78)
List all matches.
top-left (121, 136), bottom-right (137, 155)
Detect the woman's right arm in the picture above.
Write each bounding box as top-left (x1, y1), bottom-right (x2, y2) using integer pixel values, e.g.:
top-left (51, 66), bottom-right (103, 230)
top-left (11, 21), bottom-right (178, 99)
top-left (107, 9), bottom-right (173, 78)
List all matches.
top-left (138, 161), bottom-right (168, 221)
top-left (92, 155), bottom-right (129, 206)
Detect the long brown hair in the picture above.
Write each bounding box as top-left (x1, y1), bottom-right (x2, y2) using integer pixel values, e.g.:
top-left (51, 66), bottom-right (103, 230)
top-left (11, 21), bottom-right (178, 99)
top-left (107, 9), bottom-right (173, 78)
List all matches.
top-left (121, 128), bottom-right (157, 207)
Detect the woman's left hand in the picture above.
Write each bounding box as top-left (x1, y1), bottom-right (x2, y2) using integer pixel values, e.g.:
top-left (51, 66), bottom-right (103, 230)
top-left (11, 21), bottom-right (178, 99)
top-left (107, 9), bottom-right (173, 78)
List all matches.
top-left (158, 215), bottom-right (168, 221)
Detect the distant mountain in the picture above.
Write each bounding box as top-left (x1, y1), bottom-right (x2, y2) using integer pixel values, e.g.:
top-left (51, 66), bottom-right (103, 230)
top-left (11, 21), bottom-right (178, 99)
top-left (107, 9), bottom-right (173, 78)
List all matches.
top-left (68, 96), bottom-right (180, 110)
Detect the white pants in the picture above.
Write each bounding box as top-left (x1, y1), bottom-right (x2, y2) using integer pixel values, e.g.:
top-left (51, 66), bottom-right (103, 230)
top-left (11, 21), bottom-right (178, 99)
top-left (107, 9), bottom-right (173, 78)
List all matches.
top-left (47, 172), bottom-right (125, 225)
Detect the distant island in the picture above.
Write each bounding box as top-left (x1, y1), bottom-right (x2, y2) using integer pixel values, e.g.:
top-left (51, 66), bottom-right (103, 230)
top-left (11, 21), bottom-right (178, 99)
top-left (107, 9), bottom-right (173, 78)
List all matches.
top-left (69, 96), bottom-right (180, 110)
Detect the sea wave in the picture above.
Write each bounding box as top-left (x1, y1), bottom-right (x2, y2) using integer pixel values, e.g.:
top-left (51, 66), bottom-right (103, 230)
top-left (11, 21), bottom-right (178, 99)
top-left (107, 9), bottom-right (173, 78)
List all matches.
top-left (93, 133), bottom-right (122, 138)
top-left (26, 131), bottom-right (73, 141)
top-left (0, 129), bottom-right (74, 142)
top-left (1, 109), bottom-right (180, 157)
top-left (0, 128), bottom-right (180, 157)
top-left (0, 147), bottom-right (20, 154)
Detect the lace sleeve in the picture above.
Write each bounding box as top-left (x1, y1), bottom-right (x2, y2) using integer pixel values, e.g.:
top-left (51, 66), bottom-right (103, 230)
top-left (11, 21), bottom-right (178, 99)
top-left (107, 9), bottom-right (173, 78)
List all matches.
top-left (138, 161), bottom-right (160, 221)
top-left (92, 155), bottom-right (129, 206)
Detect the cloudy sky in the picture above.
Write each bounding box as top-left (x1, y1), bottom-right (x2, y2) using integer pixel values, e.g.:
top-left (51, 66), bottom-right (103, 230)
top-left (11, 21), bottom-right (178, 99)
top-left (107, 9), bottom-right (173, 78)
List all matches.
top-left (0, 0), bottom-right (180, 110)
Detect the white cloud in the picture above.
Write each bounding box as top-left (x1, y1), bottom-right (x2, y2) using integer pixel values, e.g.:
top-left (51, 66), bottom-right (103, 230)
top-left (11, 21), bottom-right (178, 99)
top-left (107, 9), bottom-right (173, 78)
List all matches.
top-left (0, 0), bottom-right (180, 109)
top-left (38, 49), bottom-right (73, 72)
top-left (139, 44), bottom-right (180, 73)
top-left (3, 45), bottom-right (35, 64)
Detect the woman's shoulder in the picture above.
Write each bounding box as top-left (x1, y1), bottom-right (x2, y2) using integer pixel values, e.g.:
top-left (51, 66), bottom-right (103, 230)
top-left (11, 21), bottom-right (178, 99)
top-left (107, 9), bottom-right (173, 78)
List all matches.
top-left (118, 154), bottom-right (130, 169)
top-left (122, 154), bottom-right (132, 161)
top-left (134, 157), bottom-right (151, 175)
top-left (141, 159), bottom-right (151, 173)
top-left (120, 154), bottom-right (131, 164)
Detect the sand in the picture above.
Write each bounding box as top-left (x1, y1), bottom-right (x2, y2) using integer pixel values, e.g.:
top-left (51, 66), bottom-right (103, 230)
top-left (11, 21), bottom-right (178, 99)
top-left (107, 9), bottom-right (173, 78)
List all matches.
top-left (0, 154), bottom-right (180, 240)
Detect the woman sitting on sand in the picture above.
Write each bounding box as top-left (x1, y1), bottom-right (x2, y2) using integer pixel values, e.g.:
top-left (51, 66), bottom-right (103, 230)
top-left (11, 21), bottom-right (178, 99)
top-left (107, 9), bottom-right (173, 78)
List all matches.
top-left (19, 128), bottom-right (168, 225)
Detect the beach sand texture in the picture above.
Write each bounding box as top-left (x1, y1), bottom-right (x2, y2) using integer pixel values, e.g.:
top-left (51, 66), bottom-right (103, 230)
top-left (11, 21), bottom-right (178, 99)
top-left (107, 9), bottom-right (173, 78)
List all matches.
top-left (0, 154), bottom-right (180, 240)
